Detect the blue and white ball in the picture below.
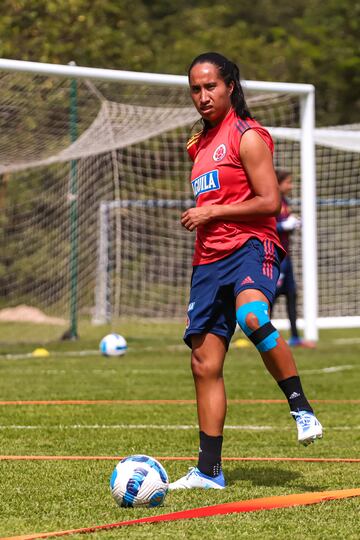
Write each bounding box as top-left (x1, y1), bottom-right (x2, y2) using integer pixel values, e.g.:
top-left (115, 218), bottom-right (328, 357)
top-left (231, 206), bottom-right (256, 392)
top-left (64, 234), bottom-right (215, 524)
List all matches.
top-left (100, 333), bottom-right (127, 357)
top-left (110, 455), bottom-right (169, 508)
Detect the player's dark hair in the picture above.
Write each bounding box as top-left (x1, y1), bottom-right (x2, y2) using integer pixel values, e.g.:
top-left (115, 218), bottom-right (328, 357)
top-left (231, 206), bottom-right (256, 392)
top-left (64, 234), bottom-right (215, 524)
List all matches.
top-left (275, 169), bottom-right (291, 184)
top-left (188, 52), bottom-right (253, 122)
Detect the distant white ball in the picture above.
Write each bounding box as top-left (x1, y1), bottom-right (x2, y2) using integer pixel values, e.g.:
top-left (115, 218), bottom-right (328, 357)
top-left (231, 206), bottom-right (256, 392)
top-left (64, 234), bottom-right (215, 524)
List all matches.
top-left (100, 333), bottom-right (127, 356)
top-left (110, 454), bottom-right (169, 508)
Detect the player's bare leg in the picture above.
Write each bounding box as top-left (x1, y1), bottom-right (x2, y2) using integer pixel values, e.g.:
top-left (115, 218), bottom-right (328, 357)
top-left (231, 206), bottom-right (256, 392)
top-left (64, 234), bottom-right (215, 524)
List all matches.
top-left (191, 332), bottom-right (227, 436)
top-left (236, 289), bottom-right (322, 446)
top-left (169, 333), bottom-right (226, 489)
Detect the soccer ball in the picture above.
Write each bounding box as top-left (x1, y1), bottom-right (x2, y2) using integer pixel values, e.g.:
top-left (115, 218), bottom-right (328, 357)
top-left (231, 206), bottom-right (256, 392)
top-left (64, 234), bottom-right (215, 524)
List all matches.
top-left (110, 454), bottom-right (169, 508)
top-left (100, 333), bottom-right (127, 356)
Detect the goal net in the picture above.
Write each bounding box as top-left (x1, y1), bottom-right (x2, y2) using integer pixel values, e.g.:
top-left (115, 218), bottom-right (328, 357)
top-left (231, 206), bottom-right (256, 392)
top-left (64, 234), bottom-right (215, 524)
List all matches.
top-left (0, 60), bottom-right (359, 342)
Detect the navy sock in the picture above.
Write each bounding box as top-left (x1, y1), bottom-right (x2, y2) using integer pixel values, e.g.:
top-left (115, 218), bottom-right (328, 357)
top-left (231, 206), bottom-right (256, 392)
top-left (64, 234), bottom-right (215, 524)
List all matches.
top-left (278, 375), bottom-right (313, 413)
top-left (286, 291), bottom-right (299, 339)
top-left (197, 431), bottom-right (223, 477)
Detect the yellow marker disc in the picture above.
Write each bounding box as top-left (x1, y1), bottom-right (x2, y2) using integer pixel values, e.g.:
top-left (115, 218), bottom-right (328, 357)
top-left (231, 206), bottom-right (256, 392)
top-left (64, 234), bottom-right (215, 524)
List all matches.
top-left (31, 348), bottom-right (50, 357)
top-left (233, 338), bottom-right (251, 349)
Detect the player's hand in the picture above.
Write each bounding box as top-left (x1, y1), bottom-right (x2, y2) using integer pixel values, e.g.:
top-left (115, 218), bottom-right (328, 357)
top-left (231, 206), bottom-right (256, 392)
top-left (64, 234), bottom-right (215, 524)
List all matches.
top-left (280, 215), bottom-right (301, 231)
top-left (181, 206), bottom-right (214, 231)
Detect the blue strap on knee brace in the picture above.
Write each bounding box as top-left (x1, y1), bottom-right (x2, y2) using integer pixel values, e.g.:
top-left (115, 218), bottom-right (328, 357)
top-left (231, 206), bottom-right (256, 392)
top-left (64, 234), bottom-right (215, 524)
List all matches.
top-left (236, 301), bottom-right (279, 352)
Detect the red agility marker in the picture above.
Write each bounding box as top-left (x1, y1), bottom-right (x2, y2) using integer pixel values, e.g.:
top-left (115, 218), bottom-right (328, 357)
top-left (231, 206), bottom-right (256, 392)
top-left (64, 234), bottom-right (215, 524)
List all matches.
top-left (1, 455), bottom-right (360, 463)
top-left (2, 488), bottom-right (360, 540)
top-left (0, 399), bottom-right (359, 405)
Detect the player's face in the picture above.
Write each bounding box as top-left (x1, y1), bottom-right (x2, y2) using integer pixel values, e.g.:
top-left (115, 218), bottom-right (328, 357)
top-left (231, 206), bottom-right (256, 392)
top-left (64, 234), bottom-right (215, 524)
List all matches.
top-left (279, 176), bottom-right (293, 196)
top-left (189, 62), bottom-right (234, 127)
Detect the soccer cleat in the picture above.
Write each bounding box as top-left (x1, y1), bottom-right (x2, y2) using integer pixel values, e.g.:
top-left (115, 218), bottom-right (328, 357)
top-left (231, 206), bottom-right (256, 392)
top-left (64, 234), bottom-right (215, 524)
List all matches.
top-left (168, 467), bottom-right (226, 490)
top-left (288, 336), bottom-right (303, 347)
top-left (291, 410), bottom-right (323, 446)
top-left (288, 336), bottom-right (316, 349)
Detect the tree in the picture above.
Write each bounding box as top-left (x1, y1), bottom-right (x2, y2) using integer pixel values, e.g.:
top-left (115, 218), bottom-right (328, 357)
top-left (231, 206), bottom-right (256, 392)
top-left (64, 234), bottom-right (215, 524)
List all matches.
top-left (0, 0), bottom-right (358, 124)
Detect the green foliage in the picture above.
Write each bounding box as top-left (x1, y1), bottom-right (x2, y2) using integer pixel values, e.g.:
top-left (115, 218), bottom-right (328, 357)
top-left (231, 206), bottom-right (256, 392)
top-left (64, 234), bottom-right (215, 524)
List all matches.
top-left (0, 1), bottom-right (358, 320)
top-left (0, 0), bottom-right (358, 124)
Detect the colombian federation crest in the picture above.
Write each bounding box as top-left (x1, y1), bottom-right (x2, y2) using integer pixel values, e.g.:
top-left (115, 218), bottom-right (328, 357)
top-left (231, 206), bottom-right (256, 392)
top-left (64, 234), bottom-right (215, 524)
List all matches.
top-left (213, 144), bottom-right (226, 162)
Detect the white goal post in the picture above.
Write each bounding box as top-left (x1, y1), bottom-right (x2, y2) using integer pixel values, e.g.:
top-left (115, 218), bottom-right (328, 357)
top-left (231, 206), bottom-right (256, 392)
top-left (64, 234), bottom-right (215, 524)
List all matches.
top-left (0, 58), bottom-right (359, 343)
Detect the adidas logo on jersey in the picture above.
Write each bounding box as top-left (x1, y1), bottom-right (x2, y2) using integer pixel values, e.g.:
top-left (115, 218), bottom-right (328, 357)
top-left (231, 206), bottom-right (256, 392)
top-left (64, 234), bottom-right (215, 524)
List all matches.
top-left (241, 276), bottom-right (255, 285)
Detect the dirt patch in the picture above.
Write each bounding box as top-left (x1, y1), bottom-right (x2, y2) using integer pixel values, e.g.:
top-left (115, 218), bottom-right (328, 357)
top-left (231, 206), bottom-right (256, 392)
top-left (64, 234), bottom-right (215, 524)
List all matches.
top-left (0, 305), bottom-right (67, 325)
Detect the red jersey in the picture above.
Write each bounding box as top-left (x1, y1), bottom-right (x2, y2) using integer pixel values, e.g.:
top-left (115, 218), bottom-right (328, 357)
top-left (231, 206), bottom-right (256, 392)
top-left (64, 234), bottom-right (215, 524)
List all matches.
top-left (186, 107), bottom-right (283, 265)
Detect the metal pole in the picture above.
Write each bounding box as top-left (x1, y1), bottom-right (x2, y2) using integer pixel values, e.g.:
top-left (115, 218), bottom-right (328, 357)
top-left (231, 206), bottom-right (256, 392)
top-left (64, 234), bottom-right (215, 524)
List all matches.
top-left (0, 58), bottom-right (314, 94)
top-left (68, 62), bottom-right (79, 339)
top-left (92, 201), bottom-right (110, 325)
top-left (300, 89), bottom-right (318, 342)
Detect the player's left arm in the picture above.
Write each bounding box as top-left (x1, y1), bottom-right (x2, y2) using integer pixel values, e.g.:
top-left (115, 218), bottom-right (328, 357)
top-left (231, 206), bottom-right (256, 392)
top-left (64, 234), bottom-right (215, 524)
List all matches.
top-left (237, 129), bottom-right (281, 215)
top-left (181, 130), bottom-right (280, 231)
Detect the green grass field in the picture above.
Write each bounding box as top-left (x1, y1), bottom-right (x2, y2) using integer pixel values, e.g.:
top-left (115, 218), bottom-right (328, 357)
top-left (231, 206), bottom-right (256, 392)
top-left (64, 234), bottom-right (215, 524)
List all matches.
top-left (0, 322), bottom-right (359, 539)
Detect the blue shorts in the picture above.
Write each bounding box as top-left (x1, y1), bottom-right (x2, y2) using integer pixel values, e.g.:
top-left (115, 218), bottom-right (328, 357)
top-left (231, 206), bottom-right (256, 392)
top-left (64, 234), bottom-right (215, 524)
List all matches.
top-left (184, 238), bottom-right (281, 349)
top-left (276, 255), bottom-right (296, 294)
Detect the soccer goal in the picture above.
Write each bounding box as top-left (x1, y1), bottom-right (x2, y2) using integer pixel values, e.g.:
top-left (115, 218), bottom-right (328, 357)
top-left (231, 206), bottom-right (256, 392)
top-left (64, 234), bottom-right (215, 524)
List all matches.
top-left (0, 59), bottom-right (359, 342)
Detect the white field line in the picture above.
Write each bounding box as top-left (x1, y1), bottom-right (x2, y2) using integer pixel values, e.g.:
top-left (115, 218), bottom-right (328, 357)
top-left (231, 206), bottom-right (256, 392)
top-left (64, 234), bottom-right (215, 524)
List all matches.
top-left (0, 350), bottom-right (100, 360)
top-left (1, 333), bottom-right (360, 361)
top-left (0, 424), bottom-right (357, 431)
top-left (0, 350), bottom-right (356, 376)
top-left (0, 337), bottom-right (358, 360)
top-left (3, 369), bottom-right (186, 375)
top-left (333, 338), bottom-right (360, 345)
top-left (0, 345), bottom-right (188, 360)
top-left (301, 365), bottom-right (354, 374)
top-left (0, 424), bottom-right (271, 430)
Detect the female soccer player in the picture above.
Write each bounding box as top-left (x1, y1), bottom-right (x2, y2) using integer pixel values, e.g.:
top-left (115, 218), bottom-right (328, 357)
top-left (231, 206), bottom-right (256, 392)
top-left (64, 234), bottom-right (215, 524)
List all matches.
top-left (169, 52), bottom-right (322, 491)
top-left (274, 169), bottom-right (316, 348)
